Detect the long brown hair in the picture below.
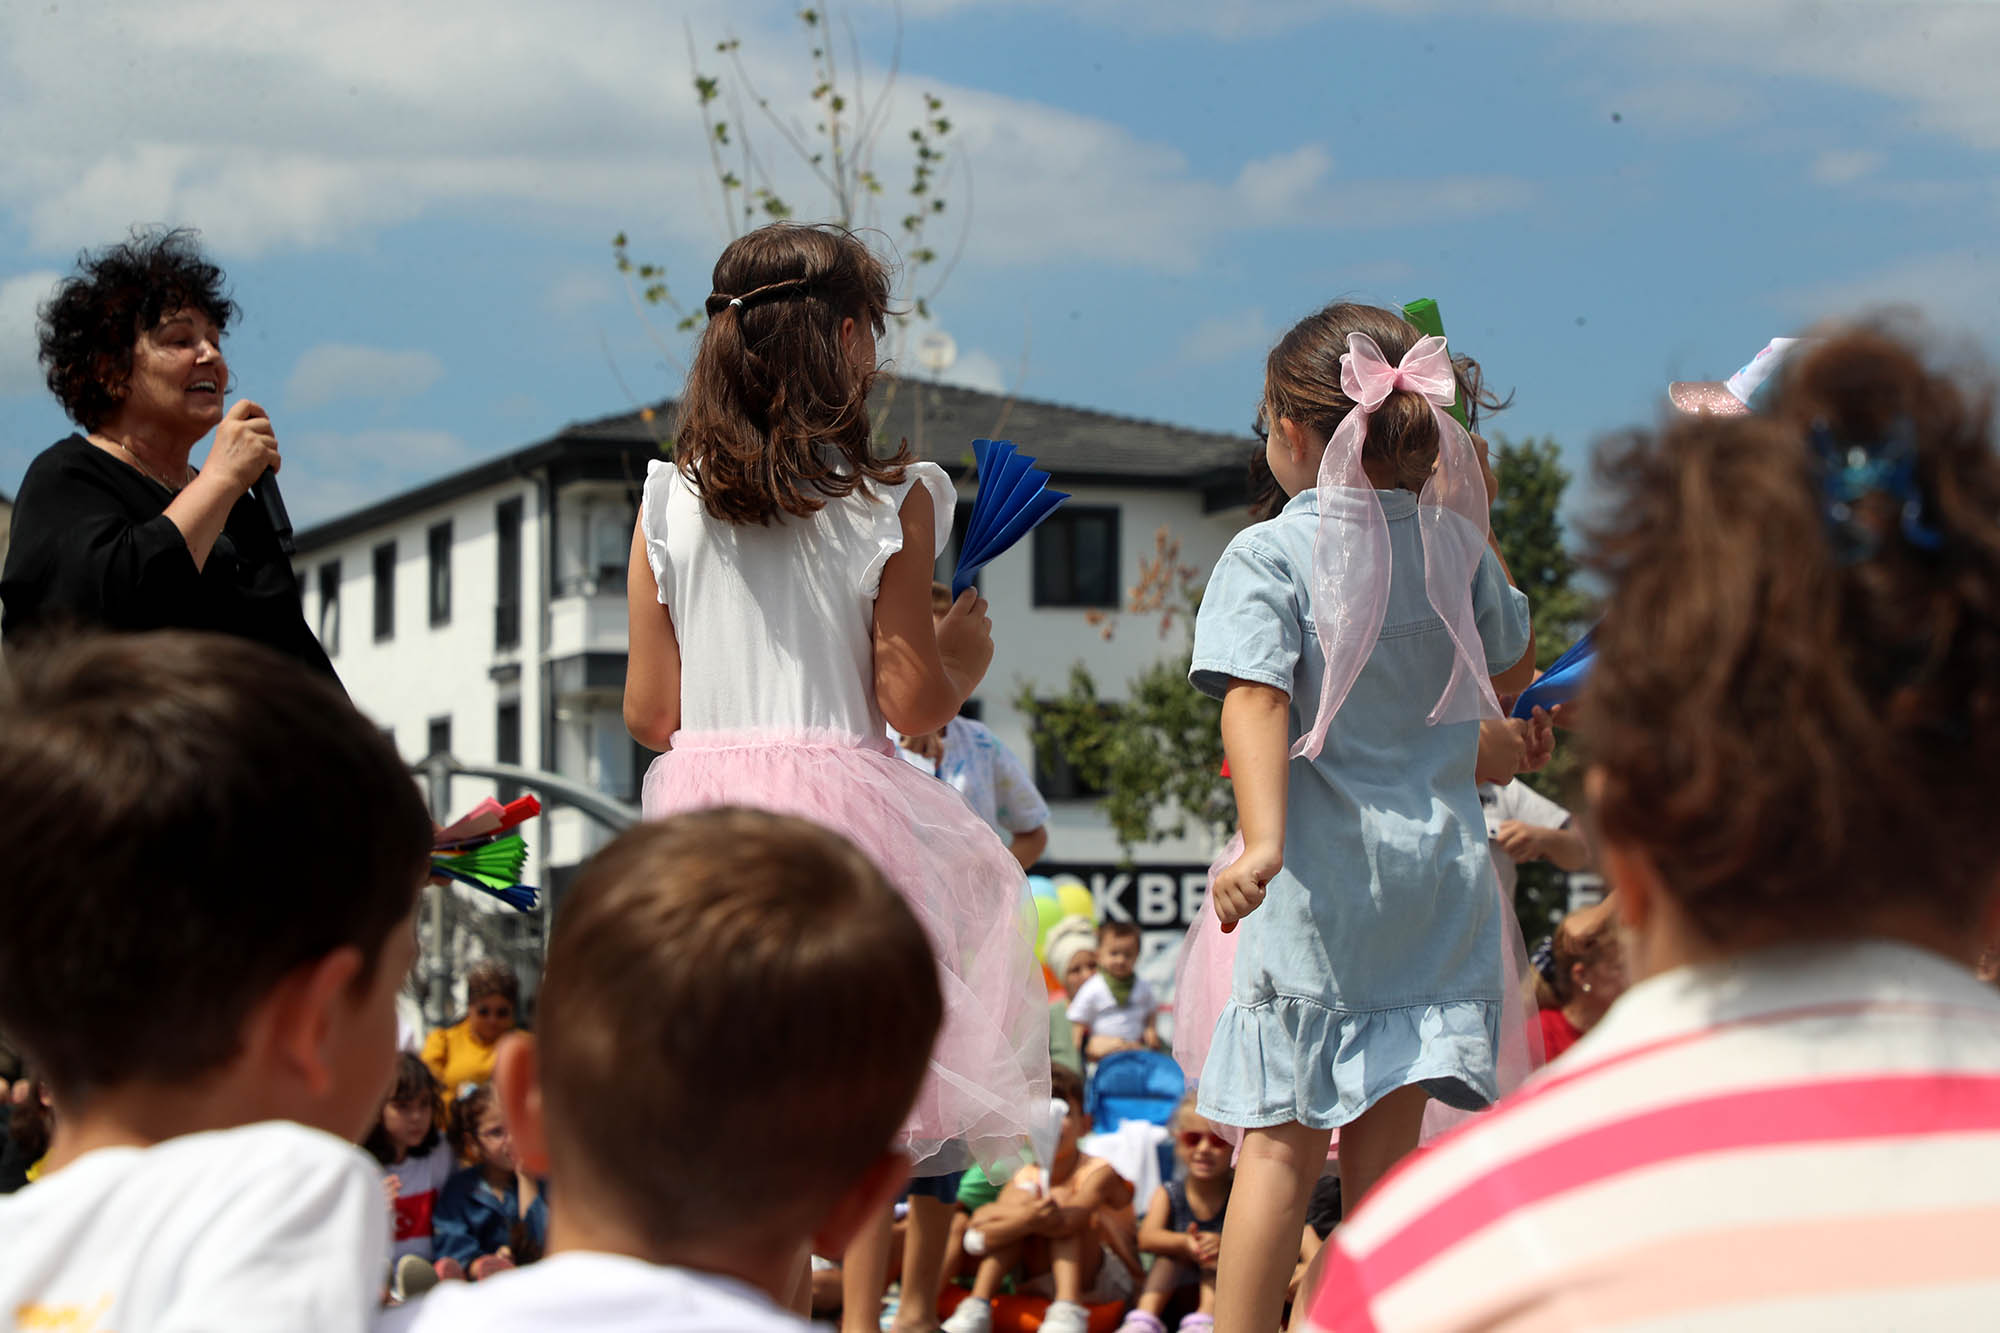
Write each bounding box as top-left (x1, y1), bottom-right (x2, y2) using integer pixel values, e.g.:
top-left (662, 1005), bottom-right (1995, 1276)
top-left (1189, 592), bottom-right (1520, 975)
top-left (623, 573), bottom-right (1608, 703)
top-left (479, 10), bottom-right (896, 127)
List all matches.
top-left (673, 224), bottom-right (910, 526)
top-left (1583, 322), bottom-right (2000, 946)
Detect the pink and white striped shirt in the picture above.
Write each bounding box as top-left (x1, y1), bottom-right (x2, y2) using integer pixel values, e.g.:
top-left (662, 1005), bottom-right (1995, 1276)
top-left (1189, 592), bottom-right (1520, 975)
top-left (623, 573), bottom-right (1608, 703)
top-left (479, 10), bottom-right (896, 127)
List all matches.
top-left (1308, 939), bottom-right (2000, 1331)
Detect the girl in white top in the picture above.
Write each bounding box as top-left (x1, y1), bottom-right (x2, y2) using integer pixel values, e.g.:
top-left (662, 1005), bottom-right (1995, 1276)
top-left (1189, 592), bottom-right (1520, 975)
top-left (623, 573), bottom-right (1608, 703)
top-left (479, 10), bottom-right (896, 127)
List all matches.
top-left (623, 223), bottom-right (1048, 1178)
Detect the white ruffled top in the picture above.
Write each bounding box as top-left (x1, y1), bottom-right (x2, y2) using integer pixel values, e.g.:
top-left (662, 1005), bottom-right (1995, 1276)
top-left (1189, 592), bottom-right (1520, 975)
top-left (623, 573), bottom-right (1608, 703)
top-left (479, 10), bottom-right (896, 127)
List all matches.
top-left (639, 457), bottom-right (956, 739)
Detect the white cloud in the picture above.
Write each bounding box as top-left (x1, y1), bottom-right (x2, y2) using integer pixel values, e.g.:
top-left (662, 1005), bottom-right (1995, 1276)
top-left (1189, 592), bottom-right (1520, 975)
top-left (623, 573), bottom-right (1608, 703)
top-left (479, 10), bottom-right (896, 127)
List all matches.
top-left (1179, 307), bottom-right (1271, 366)
top-left (281, 427), bottom-right (480, 524)
top-left (1781, 250), bottom-right (2000, 344)
top-left (0, 1), bottom-right (1532, 279)
top-left (0, 270), bottom-right (60, 397)
top-left (1811, 148), bottom-right (1887, 186)
top-left (939, 347), bottom-right (1009, 395)
top-left (285, 344), bottom-right (445, 411)
top-left (546, 271), bottom-right (616, 318)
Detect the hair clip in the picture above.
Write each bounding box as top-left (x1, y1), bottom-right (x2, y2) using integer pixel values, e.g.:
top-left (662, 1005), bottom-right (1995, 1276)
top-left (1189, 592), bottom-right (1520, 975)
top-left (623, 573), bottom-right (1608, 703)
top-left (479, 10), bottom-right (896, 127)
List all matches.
top-left (1809, 417), bottom-right (1943, 564)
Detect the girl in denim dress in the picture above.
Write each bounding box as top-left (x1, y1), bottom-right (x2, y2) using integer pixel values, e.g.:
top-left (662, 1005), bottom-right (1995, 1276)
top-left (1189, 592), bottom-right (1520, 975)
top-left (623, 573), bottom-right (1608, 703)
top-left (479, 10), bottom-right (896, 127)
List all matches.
top-left (1185, 303), bottom-right (1535, 1332)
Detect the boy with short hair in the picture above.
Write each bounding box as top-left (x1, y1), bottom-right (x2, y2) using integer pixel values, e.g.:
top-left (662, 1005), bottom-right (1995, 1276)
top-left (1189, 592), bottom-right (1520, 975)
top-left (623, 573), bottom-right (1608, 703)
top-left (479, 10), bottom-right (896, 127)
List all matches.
top-left (1068, 920), bottom-right (1159, 1060)
top-left (407, 807), bottom-right (944, 1331)
top-left (0, 631), bottom-right (434, 1330)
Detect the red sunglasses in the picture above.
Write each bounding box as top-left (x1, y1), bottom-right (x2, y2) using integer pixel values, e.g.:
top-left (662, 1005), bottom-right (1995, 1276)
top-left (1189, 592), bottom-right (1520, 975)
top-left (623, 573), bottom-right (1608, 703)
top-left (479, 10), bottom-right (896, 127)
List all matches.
top-left (1178, 1130), bottom-right (1230, 1152)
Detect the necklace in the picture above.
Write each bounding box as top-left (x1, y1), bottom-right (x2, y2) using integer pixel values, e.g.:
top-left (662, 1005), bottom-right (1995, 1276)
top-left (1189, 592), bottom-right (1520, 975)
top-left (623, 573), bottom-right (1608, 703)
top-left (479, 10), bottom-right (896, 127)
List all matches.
top-left (93, 435), bottom-right (192, 493)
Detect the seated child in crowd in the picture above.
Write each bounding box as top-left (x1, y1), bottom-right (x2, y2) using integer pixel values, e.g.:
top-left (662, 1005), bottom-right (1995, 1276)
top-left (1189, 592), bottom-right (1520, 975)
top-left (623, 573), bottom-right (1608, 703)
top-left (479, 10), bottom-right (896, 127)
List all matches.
top-left (0, 632), bottom-right (433, 1331)
top-left (945, 1066), bottom-right (1140, 1333)
top-left (1068, 921), bottom-right (1159, 1060)
top-left (432, 1084), bottom-right (547, 1280)
top-left (406, 807), bottom-right (944, 1331)
top-left (366, 1053), bottom-right (456, 1294)
top-left (1120, 1099), bottom-right (1233, 1333)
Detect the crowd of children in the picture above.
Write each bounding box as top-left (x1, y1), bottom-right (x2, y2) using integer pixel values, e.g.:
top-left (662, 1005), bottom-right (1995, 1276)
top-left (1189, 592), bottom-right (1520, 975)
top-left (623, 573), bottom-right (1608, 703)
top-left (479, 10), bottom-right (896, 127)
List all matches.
top-left (6, 217), bottom-right (2000, 1333)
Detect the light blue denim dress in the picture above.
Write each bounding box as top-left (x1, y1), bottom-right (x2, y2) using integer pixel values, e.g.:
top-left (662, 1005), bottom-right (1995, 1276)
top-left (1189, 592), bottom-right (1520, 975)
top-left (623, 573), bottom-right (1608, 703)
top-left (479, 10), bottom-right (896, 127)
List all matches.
top-left (1189, 488), bottom-right (1531, 1128)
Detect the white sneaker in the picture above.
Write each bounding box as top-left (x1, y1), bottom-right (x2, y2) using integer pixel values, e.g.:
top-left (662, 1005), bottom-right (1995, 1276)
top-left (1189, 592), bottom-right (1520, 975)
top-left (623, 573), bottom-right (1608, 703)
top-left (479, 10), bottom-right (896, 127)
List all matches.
top-left (1041, 1300), bottom-right (1092, 1333)
top-left (942, 1296), bottom-right (993, 1333)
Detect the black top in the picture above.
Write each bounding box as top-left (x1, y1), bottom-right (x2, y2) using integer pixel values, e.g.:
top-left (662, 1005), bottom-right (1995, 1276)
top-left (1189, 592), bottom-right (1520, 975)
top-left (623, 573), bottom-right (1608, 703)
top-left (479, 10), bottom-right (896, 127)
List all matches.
top-left (1165, 1177), bottom-right (1229, 1235)
top-left (0, 435), bottom-right (337, 682)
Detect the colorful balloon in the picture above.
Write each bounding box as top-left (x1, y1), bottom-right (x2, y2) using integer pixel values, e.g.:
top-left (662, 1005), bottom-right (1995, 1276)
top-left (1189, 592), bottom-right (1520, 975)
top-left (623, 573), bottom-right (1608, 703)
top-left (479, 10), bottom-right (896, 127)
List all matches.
top-left (1056, 881), bottom-right (1095, 923)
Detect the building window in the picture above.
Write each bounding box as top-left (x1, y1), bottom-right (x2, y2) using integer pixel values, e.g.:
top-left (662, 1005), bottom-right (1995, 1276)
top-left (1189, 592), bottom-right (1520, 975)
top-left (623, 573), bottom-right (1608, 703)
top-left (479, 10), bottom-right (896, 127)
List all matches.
top-left (496, 701), bottom-right (521, 803)
top-left (316, 560), bottom-right (341, 656)
top-left (427, 521), bottom-right (453, 627)
top-left (427, 715), bottom-right (452, 759)
top-left (495, 496), bottom-right (523, 650)
top-left (558, 494), bottom-right (636, 596)
top-left (372, 541), bottom-right (396, 641)
top-left (1032, 506), bottom-right (1120, 608)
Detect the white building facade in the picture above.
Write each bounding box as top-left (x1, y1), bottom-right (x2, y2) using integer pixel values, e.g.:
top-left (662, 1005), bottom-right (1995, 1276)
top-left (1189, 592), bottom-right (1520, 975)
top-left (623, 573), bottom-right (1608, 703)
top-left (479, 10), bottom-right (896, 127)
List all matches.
top-left (293, 380), bottom-right (1257, 1002)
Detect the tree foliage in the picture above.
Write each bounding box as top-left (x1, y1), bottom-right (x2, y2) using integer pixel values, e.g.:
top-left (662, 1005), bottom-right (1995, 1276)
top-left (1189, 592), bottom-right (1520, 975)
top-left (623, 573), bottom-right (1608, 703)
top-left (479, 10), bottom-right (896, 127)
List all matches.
top-left (1488, 434), bottom-right (1595, 939)
top-left (612, 5), bottom-right (960, 333)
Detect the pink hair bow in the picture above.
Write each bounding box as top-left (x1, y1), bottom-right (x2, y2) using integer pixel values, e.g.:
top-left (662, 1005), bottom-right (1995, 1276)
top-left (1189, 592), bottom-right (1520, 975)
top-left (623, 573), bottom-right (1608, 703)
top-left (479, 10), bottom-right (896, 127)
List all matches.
top-left (1294, 332), bottom-right (1501, 760)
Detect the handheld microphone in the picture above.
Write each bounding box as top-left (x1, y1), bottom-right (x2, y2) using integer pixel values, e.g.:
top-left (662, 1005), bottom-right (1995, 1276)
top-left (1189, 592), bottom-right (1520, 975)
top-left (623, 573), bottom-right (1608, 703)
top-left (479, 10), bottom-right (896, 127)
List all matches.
top-left (257, 470), bottom-right (295, 555)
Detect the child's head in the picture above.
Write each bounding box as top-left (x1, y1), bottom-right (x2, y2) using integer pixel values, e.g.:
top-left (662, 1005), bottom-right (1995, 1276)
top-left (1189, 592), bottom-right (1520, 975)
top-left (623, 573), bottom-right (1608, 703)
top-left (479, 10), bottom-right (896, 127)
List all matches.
top-left (675, 222), bottom-right (910, 527)
top-left (451, 1083), bottom-right (513, 1173)
top-left (1171, 1096), bottom-right (1232, 1181)
top-left (1262, 302), bottom-right (1438, 494)
top-left (1549, 901), bottom-right (1624, 1008)
top-left (0, 632), bottom-right (431, 1139)
top-left (463, 962), bottom-right (520, 1046)
top-left (366, 1052), bottom-right (443, 1165)
top-left (502, 808), bottom-right (941, 1262)
top-left (1097, 919), bottom-right (1141, 980)
top-left (1585, 322), bottom-right (2000, 953)
top-left (1044, 916), bottom-right (1099, 1000)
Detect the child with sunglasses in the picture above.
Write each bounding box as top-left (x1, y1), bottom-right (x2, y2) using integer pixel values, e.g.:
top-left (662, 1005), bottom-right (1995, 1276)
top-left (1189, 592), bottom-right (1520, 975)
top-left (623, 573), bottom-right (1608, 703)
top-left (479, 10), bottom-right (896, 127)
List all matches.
top-left (1119, 1100), bottom-right (1234, 1333)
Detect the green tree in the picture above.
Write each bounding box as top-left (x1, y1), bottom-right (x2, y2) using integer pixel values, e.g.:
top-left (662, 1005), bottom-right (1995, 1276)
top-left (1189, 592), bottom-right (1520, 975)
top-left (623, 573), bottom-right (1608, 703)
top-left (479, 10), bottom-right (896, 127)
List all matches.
top-left (1488, 434), bottom-right (1594, 940)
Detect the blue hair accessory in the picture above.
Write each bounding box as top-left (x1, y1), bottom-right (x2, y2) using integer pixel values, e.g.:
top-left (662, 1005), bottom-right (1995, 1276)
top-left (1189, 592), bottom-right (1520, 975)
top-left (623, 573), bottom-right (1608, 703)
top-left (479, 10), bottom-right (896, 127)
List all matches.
top-left (1809, 417), bottom-right (1943, 564)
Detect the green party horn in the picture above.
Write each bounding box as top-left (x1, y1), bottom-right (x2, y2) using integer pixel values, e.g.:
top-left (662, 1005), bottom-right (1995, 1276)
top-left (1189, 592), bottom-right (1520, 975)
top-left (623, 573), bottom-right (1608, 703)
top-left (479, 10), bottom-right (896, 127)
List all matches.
top-left (1401, 298), bottom-right (1469, 431)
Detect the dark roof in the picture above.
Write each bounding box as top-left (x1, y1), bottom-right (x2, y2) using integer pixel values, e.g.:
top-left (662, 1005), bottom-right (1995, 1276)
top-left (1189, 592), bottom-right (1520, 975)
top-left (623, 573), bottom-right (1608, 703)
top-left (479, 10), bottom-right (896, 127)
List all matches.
top-left (296, 378), bottom-right (1253, 551)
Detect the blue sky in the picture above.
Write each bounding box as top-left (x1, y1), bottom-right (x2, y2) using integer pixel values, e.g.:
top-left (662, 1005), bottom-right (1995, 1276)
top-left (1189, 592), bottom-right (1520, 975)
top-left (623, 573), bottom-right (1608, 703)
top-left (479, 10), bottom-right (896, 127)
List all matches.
top-left (3, 0), bottom-right (1997, 525)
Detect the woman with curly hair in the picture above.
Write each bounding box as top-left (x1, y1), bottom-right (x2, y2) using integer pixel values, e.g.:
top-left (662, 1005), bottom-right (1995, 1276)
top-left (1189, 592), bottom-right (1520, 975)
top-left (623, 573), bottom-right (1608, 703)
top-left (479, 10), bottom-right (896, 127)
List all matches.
top-left (0, 228), bottom-right (331, 677)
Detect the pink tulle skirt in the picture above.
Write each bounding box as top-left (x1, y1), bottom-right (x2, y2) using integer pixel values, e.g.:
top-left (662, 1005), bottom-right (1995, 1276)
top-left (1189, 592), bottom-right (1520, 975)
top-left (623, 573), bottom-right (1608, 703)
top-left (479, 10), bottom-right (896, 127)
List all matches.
top-left (642, 728), bottom-right (1051, 1175)
top-left (1171, 833), bottom-right (1543, 1154)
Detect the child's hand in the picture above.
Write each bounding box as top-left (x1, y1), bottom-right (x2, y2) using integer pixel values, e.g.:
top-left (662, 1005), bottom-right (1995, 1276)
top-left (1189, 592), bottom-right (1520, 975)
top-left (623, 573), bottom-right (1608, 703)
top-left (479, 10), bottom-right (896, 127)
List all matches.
top-left (1475, 718), bottom-right (1527, 785)
top-left (381, 1175), bottom-right (401, 1210)
top-left (934, 590), bottom-right (995, 690)
top-left (1192, 1226), bottom-right (1222, 1269)
top-left (1472, 431), bottom-right (1499, 507)
top-left (1213, 842), bottom-right (1280, 932)
top-left (1519, 709), bottom-right (1555, 772)
top-left (1494, 820), bottom-right (1544, 863)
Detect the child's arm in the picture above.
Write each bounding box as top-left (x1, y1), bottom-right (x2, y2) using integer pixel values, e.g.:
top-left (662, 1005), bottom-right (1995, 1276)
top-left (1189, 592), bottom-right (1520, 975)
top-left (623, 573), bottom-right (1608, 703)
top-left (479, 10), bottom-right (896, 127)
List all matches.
top-left (1213, 680), bottom-right (1290, 931)
top-left (1135, 1186), bottom-right (1192, 1260)
top-left (971, 1171), bottom-right (1063, 1246)
top-left (1072, 1020), bottom-right (1093, 1057)
top-left (624, 519), bottom-right (682, 749)
top-left (1142, 1013), bottom-right (1162, 1050)
top-left (873, 486), bottom-right (992, 735)
top-left (1494, 820), bottom-right (1591, 871)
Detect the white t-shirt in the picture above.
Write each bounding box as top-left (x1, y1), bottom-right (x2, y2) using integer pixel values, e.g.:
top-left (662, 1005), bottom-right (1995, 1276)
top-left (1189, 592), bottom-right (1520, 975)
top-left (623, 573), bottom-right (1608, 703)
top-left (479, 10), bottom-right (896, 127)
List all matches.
top-left (1479, 779), bottom-right (1571, 898)
top-left (895, 717), bottom-right (1051, 837)
top-left (384, 1140), bottom-right (456, 1262)
top-left (1067, 971), bottom-right (1156, 1043)
top-left (402, 1251), bottom-right (811, 1332)
top-left (0, 1120), bottom-right (387, 1333)
top-left (641, 458), bottom-right (957, 738)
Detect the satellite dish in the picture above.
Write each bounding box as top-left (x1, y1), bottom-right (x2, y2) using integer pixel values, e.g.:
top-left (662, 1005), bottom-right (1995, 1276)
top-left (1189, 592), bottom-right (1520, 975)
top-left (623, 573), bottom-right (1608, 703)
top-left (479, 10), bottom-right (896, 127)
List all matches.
top-left (915, 329), bottom-right (958, 375)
